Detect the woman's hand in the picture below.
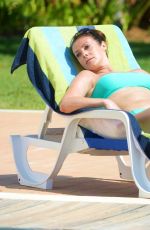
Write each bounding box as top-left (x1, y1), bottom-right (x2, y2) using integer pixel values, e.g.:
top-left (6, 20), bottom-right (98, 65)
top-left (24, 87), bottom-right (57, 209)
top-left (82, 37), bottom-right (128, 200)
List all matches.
top-left (103, 99), bottom-right (121, 110)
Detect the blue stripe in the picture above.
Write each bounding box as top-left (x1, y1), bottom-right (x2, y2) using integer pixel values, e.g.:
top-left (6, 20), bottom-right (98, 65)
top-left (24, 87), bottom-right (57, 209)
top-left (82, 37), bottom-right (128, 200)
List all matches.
top-left (11, 37), bottom-right (29, 73)
top-left (11, 38), bottom-right (57, 109)
top-left (26, 47), bottom-right (59, 111)
top-left (114, 26), bottom-right (140, 69)
top-left (42, 27), bottom-right (78, 84)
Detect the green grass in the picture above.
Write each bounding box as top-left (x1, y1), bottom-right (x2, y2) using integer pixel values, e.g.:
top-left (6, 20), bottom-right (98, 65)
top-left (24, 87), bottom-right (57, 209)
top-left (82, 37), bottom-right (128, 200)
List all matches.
top-left (129, 42), bottom-right (150, 72)
top-left (0, 37), bottom-right (45, 110)
top-left (0, 37), bottom-right (149, 110)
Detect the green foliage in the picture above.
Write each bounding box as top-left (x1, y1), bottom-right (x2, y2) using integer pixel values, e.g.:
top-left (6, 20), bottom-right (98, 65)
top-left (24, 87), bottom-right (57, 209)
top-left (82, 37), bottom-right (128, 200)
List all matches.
top-left (0, 0), bottom-right (149, 36)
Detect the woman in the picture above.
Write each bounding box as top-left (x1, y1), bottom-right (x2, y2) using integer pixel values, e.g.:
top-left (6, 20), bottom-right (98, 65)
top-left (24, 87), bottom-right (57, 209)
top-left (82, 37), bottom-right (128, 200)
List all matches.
top-left (60, 28), bottom-right (150, 142)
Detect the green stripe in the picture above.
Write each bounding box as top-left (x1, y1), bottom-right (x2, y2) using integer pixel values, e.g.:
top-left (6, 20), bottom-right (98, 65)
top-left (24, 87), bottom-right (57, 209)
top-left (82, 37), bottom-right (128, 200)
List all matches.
top-left (27, 27), bottom-right (68, 104)
top-left (95, 25), bottom-right (130, 71)
top-left (142, 131), bottom-right (150, 138)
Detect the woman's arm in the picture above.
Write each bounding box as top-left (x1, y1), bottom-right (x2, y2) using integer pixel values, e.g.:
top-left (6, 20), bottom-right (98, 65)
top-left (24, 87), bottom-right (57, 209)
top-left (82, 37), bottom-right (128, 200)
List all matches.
top-left (60, 96), bottom-right (106, 113)
top-left (60, 70), bottom-right (104, 113)
top-left (59, 70), bottom-right (120, 113)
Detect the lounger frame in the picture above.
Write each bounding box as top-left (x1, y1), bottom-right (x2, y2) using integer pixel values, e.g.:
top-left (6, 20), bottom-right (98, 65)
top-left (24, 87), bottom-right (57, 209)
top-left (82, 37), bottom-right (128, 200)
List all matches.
top-left (11, 107), bottom-right (150, 198)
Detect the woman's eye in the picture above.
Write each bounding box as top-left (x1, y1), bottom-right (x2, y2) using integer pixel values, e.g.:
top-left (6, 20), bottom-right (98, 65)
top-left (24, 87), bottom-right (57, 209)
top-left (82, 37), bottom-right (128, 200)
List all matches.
top-left (76, 53), bottom-right (81, 58)
top-left (85, 45), bottom-right (89, 49)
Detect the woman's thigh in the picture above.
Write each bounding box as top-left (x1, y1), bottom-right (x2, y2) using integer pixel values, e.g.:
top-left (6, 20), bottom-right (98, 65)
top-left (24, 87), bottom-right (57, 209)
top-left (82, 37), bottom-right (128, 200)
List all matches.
top-left (79, 108), bottom-right (150, 139)
top-left (79, 118), bottom-right (126, 139)
top-left (135, 108), bottom-right (150, 132)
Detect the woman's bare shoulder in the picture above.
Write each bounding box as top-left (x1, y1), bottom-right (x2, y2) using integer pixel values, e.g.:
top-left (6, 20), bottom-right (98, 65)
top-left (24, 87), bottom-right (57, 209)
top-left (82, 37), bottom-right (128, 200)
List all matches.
top-left (76, 70), bottom-right (96, 79)
top-left (73, 70), bottom-right (96, 86)
top-left (64, 70), bottom-right (95, 97)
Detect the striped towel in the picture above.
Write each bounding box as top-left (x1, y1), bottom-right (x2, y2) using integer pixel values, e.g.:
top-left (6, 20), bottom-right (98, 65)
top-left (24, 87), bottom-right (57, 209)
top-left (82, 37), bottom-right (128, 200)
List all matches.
top-left (11, 25), bottom-right (140, 112)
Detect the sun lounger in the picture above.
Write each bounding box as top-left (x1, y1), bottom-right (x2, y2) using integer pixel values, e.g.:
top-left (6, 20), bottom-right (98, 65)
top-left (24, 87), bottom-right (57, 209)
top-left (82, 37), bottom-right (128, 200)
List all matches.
top-left (11, 25), bottom-right (150, 198)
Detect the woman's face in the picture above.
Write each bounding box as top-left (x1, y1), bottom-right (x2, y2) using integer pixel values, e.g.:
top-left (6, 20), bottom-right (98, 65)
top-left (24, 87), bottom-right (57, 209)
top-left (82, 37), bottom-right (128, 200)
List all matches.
top-left (72, 35), bottom-right (107, 72)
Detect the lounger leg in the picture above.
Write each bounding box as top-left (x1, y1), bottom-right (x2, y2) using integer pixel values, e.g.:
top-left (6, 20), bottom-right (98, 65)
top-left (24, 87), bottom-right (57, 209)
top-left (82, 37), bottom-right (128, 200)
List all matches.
top-left (121, 114), bottom-right (150, 198)
top-left (51, 111), bottom-right (150, 197)
top-left (116, 155), bottom-right (133, 181)
top-left (10, 119), bottom-right (85, 189)
top-left (47, 118), bottom-right (83, 180)
top-left (67, 110), bottom-right (150, 198)
top-left (11, 135), bottom-right (53, 189)
top-left (38, 106), bottom-right (52, 139)
top-left (129, 141), bottom-right (150, 198)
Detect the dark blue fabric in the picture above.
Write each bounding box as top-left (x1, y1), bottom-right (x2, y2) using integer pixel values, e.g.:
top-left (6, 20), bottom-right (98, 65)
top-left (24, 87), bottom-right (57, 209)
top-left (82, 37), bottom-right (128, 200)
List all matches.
top-left (80, 126), bottom-right (128, 150)
top-left (85, 137), bottom-right (128, 150)
top-left (76, 25), bottom-right (95, 31)
top-left (26, 47), bottom-right (58, 111)
top-left (138, 135), bottom-right (150, 158)
top-left (11, 38), bottom-right (59, 112)
top-left (11, 38), bottom-right (29, 73)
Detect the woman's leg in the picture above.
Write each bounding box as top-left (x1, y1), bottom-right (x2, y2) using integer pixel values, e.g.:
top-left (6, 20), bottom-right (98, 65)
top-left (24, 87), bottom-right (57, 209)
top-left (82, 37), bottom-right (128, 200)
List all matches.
top-left (79, 118), bottom-right (126, 139)
top-left (79, 109), bottom-right (150, 159)
top-left (135, 108), bottom-right (150, 133)
top-left (79, 101), bottom-right (127, 139)
top-left (132, 108), bottom-right (150, 159)
top-left (79, 108), bottom-right (150, 140)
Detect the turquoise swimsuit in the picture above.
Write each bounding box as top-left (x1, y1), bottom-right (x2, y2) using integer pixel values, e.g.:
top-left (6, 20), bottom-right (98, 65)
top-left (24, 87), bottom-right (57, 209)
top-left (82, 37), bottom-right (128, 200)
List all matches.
top-left (91, 72), bottom-right (150, 115)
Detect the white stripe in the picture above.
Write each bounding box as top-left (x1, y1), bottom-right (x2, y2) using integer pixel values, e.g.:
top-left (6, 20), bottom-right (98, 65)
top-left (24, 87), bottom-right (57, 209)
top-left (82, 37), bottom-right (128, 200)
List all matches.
top-left (0, 109), bottom-right (43, 113)
top-left (0, 192), bottom-right (150, 204)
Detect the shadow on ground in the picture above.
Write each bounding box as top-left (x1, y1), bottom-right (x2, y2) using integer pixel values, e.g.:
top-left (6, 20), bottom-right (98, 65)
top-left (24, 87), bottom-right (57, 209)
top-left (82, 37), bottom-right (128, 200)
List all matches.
top-left (0, 174), bottom-right (138, 198)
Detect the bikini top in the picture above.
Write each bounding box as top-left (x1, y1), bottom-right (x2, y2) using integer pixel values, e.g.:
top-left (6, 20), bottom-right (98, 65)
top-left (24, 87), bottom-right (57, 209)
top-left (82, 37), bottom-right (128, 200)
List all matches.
top-left (91, 72), bottom-right (150, 99)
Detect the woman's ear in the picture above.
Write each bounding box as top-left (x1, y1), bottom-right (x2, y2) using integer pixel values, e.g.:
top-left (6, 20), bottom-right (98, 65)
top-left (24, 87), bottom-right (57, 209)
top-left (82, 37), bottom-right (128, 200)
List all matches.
top-left (101, 41), bottom-right (107, 50)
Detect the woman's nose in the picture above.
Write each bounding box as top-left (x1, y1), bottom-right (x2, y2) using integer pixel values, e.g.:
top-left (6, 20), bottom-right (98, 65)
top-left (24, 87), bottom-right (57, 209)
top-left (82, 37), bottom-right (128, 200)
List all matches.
top-left (82, 50), bottom-right (88, 58)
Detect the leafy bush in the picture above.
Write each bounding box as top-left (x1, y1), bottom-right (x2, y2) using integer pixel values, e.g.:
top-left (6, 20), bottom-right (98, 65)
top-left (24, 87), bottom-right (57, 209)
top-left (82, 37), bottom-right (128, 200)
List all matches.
top-left (0, 0), bottom-right (149, 36)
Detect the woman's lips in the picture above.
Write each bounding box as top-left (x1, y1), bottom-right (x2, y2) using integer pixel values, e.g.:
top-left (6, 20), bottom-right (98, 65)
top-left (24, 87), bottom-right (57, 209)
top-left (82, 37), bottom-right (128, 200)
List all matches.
top-left (86, 57), bottom-right (94, 64)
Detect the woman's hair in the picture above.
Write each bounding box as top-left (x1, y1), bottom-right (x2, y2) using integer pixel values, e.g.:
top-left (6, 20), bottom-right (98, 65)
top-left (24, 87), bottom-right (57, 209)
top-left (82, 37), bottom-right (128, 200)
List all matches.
top-left (70, 28), bottom-right (107, 50)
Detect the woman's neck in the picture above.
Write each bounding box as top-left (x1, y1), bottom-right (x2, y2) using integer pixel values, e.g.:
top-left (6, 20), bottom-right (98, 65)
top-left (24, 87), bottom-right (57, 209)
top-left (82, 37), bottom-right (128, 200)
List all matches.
top-left (94, 65), bottom-right (113, 75)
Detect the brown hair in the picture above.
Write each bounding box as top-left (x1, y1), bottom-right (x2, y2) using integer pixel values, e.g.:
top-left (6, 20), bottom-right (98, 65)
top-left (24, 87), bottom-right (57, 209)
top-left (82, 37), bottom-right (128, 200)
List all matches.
top-left (70, 28), bottom-right (107, 50)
